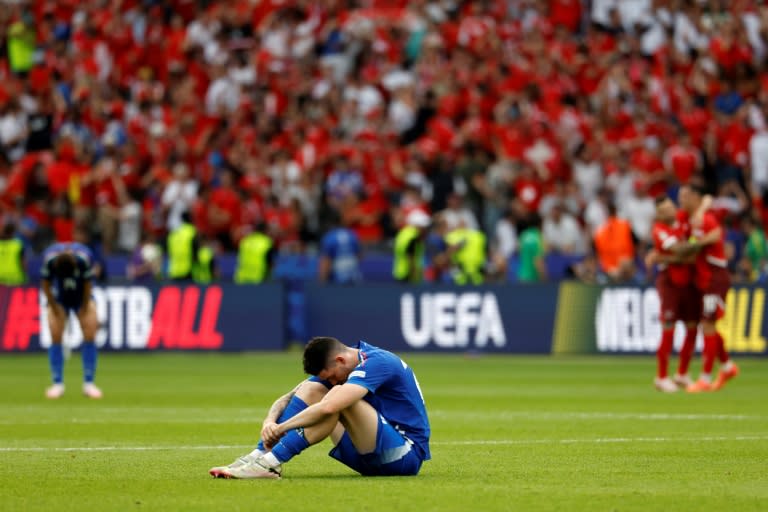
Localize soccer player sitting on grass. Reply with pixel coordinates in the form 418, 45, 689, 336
209, 337, 431, 479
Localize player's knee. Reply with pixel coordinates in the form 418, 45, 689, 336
295, 380, 330, 405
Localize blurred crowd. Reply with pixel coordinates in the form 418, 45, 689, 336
1, 0, 768, 284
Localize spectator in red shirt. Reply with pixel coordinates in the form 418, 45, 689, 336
663, 130, 703, 186
207, 170, 242, 251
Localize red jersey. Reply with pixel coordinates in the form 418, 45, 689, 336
691, 211, 728, 290
651, 221, 690, 286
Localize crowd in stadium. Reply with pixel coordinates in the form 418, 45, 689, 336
1, 0, 768, 284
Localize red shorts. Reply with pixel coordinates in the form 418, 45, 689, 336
697, 267, 730, 321
656, 275, 701, 324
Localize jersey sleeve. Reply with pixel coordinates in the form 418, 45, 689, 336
345, 356, 393, 393
652, 225, 678, 251
700, 212, 720, 234
78, 255, 94, 280
40, 254, 54, 280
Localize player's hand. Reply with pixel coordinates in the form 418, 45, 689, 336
260, 421, 281, 448
644, 250, 658, 269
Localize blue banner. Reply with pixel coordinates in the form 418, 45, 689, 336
0, 283, 284, 352
305, 284, 559, 353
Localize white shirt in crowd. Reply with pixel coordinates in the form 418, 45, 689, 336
440, 207, 479, 232
621, 194, 656, 243
117, 201, 142, 252
494, 218, 517, 258
162, 178, 198, 230
584, 197, 609, 236
606, 170, 635, 210
750, 131, 768, 193
543, 212, 587, 255
205, 76, 240, 115
573, 159, 603, 203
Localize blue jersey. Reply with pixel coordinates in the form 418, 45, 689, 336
346, 341, 431, 460
320, 228, 361, 284
40, 242, 94, 309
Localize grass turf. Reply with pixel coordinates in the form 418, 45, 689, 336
0, 352, 766, 512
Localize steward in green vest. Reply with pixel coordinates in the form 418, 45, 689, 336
392, 210, 431, 283
192, 242, 217, 284
444, 226, 487, 285
0, 223, 27, 285
235, 223, 275, 284
7, 15, 35, 74
166, 213, 198, 281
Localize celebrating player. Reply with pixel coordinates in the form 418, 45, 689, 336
648, 196, 700, 392
40, 242, 103, 399
678, 184, 739, 392
209, 336, 431, 479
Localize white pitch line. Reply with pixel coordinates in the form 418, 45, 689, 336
0, 411, 759, 425
429, 411, 759, 421
2, 436, 768, 453
431, 435, 768, 446
0, 444, 252, 453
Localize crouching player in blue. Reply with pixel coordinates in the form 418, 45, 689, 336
41, 242, 102, 399
209, 336, 430, 478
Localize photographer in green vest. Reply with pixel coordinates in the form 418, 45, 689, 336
392, 210, 431, 283
0, 222, 27, 285
444, 220, 487, 285
235, 222, 275, 284
166, 212, 198, 281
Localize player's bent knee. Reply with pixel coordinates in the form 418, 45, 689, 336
295, 380, 330, 405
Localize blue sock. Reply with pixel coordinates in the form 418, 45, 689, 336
48, 345, 64, 384
270, 428, 310, 464
257, 396, 308, 451
81, 342, 97, 383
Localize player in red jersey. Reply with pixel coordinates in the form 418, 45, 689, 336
648, 196, 700, 392
678, 184, 740, 392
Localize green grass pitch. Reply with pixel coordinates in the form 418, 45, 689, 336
1, 352, 766, 512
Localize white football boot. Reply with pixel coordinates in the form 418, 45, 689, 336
213, 455, 281, 479
209, 453, 259, 478
672, 373, 693, 389
45, 383, 65, 399
82, 383, 103, 399
654, 377, 678, 393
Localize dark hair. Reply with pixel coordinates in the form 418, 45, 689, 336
303, 336, 344, 375
686, 183, 707, 197
654, 195, 670, 206
1, 222, 15, 238
53, 253, 76, 276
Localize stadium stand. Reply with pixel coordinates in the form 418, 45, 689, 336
1, 0, 768, 284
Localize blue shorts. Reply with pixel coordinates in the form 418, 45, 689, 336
328, 414, 424, 476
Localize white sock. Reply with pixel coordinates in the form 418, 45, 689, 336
721, 361, 734, 372
262, 451, 281, 468
247, 447, 265, 458
699, 373, 711, 383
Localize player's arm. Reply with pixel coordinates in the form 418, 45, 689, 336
690, 225, 722, 247
263, 381, 304, 425
40, 257, 65, 315
41, 278, 53, 303
318, 255, 331, 283
259, 380, 312, 448
273, 383, 368, 436
690, 195, 713, 227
